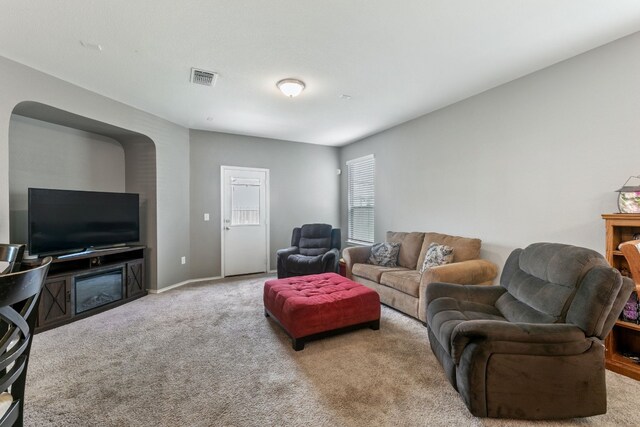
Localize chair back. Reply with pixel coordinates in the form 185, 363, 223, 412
0, 245, 25, 275
292, 224, 340, 256
620, 240, 640, 287
498, 243, 633, 339
615, 240, 640, 333
0, 257, 51, 427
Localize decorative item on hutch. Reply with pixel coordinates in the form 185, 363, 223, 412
622, 292, 639, 323
616, 175, 640, 213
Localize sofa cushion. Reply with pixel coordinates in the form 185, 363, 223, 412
419, 243, 454, 273
380, 270, 421, 297
387, 231, 425, 269
495, 291, 557, 324
418, 233, 481, 268
352, 263, 407, 282
368, 242, 401, 267
427, 296, 504, 358
287, 254, 324, 274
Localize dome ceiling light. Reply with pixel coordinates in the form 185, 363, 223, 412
277, 78, 305, 98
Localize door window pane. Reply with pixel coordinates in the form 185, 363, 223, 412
231, 178, 261, 225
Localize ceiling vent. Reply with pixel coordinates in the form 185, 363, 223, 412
190, 68, 218, 87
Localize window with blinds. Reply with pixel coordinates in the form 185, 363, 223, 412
347, 154, 375, 244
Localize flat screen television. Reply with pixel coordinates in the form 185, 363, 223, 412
28, 188, 140, 256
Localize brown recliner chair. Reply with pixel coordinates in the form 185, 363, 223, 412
426, 242, 634, 419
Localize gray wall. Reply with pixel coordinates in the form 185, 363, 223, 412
8, 115, 126, 245
190, 130, 340, 279
0, 55, 190, 290
340, 31, 640, 273
5, 29, 640, 287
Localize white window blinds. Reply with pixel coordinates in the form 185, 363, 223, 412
347, 154, 375, 244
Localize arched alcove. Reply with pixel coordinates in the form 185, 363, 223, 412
8, 101, 158, 289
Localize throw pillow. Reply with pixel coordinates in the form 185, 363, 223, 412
368, 242, 401, 267
419, 242, 454, 273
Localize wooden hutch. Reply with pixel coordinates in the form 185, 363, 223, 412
602, 213, 640, 380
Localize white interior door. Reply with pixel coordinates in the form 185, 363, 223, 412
221, 166, 269, 276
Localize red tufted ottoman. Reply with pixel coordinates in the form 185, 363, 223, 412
263, 272, 380, 350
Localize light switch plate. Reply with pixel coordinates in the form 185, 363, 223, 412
204, 213, 210, 221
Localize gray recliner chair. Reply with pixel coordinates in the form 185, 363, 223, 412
426, 242, 634, 420
276, 224, 341, 279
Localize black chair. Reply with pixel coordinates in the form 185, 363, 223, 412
276, 224, 341, 278
0, 245, 25, 275
0, 256, 51, 427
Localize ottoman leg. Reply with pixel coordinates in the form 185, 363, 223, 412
264, 309, 270, 318
292, 338, 305, 351
369, 320, 380, 330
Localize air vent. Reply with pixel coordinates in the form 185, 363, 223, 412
190, 68, 218, 87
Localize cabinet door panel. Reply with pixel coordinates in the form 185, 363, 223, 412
38, 275, 72, 327
126, 260, 145, 298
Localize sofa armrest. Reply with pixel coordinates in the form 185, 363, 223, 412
450, 320, 587, 362
417, 260, 499, 321
342, 246, 371, 279
422, 259, 498, 287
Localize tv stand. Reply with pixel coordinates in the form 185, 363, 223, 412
27, 245, 146, 333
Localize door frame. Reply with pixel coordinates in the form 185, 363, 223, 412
220, 165, 270, 278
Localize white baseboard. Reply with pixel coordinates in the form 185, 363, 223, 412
148, 275, 223, 294
150, 270, 277, 294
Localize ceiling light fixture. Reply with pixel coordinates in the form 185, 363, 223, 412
277, 78, 305, 98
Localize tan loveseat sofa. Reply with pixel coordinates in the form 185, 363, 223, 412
342, 232, 497, 322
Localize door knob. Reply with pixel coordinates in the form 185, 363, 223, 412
225, 226, 230, 230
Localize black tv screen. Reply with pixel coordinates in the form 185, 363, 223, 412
28, 188, 140, 255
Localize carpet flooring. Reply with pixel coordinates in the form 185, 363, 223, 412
25, 274, 640, 426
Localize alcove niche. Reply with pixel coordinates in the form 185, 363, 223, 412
8, 101, 158, 290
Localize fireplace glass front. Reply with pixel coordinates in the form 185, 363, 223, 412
75, 269, 123, 314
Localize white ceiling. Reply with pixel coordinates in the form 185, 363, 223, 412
1, 1, 640, 146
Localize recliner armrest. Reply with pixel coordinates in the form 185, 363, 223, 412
421, 282, 505, 322
322, 248, 340, 272
276, 246, 299, 258
425, 282, 506, 306
342, 246, 372, 278
451, 320, 587, 362
276, 246, 299, 278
